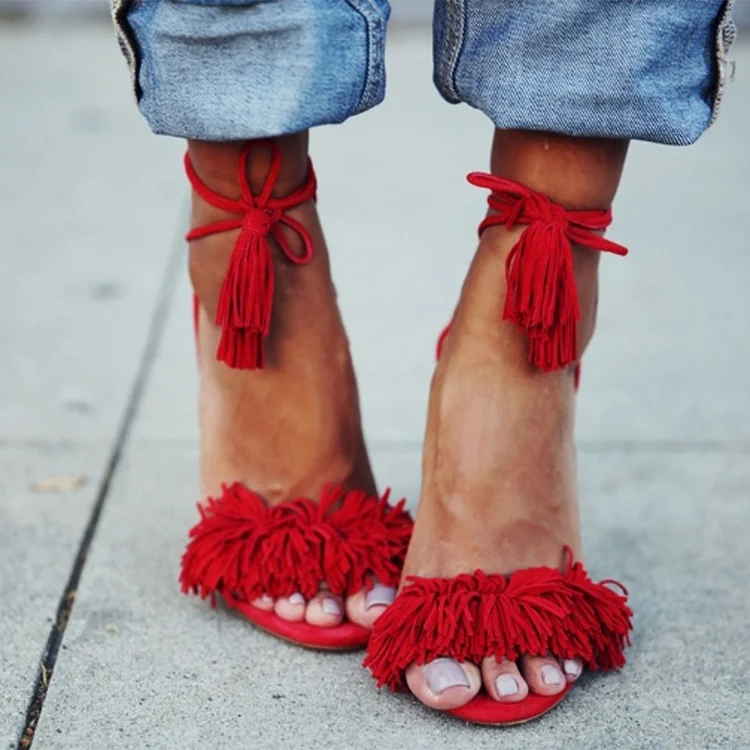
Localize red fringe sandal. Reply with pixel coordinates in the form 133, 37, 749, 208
179, 141, 413, 649
364, 173, 633, 722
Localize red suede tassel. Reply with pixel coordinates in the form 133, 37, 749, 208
179, 483, 413, 602
467, 173, 628, 371
213, 209, 276, 368
184, 141, 317, 370
364, 549, 633, 691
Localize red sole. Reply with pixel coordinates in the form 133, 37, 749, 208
446, 683, 572, 725
224, 593, 370, 650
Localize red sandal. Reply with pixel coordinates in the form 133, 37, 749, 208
365, 173, 632, 721
180, 142, 413, 649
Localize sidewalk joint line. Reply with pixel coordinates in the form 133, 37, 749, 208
15, 215, 185, 750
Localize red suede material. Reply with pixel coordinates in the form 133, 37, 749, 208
185, 141, 317, 369
180, 484, 413, 603
467, 172, 628, 372
446, 684, 572, 725
364, 551, 632, 693
224, 592, 370, 650
435, 322, 452, 361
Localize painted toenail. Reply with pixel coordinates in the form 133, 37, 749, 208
541, 664, 564, 686
322, 598, 341, 616
496, 674, 519, 697
287, 592, 305, 606
563, 659, 582, 678
423, 659, 470, 695
365, 583, 396, 610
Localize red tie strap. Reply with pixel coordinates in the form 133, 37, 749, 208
468, 173, 628, 371
185, 141, 317, 369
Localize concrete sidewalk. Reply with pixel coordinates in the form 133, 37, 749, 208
2, 21, 750, 750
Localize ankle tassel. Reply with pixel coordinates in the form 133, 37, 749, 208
185, 141, 317, 369
467, 173, 628, 371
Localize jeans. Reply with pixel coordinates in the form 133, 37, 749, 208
111, 0, 736, 145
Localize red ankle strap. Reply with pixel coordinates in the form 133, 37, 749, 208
468, 173, 628, 371
185, 141, 317, 369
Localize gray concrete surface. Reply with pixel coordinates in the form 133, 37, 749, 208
28, 447, 750, 750
0, 445, 106, 746
0, 23, 182, 748
1, 20, 749, 750
0, 26, 184, 442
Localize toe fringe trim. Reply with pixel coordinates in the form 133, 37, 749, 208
180, 483, 413, 602
364, 549, 632, 691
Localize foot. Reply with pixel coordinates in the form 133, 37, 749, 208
188, 135, 395, 630
401, 220, 594, 711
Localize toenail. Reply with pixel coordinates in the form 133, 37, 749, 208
541, 664, 564, 686
365, 583, 396, 610
496, 674, 519, 697
258, 594, 273, 606
423, 659, 470, 695
563, 659, 582, 678
287, 593, 305, 606
322, 598, 341, 616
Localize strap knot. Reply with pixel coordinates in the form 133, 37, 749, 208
509, 193, 569, 232
467, 172, 628, 372
243, 207, 279, 235
184, 141, 317, 370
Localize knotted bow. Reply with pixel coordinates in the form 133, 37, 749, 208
185, 141, 317, 369
468, 173, 628, 371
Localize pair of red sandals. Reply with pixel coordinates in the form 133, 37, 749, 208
179, 142, 633, 726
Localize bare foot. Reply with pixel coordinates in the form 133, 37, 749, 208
188, 133, 395, 629
400, 130, 628, 711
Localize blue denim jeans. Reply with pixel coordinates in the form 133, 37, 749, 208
111, 0, 736, 145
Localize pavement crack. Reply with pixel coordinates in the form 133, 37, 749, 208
14, 217, 185, 750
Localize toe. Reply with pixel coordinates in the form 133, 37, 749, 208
562, 658, 583, 683
346, 582, 397, 629
250, 594, 274, 612
305, 591, 345, 627
519, 655, 567, 696
273, 592, 306, 622
480, 657, 529, 703
405, 658, 481, 711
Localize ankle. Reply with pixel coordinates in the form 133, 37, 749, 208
451, 131, 629, 373
447, 224, 598, 380
490, 130, 628, 209
187, 132, 310, 198
185, 132, 322, 353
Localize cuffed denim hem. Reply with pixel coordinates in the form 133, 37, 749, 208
110, 0, 389, 140
433, 0, 737, 146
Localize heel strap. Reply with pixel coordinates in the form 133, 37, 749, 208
185, 141, 317, 369
468, 173, 628, 371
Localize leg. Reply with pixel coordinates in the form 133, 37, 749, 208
370, 0, 733, 714
405, 129, 627, 709
112, 0, 399, 631
188, 134, 383, 627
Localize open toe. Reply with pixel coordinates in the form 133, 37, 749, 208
250, 594, 274, 612
181, 482, 412, 649
519, 655, 567, 696
562, 658, 583, 683
274, 593, 307, 622
305, 592, 345, 627
481, 657, 529, 703
364, 553, 632, 725
405, 659, 481, 711
346, 582, 397, 629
